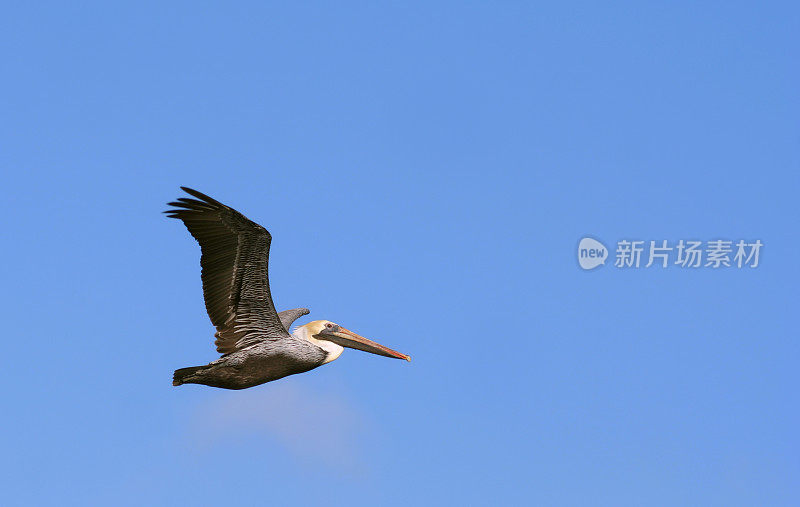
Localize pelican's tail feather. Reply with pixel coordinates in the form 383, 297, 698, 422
173, 366, 204, 386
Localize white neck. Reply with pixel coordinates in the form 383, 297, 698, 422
293, 325, 344, 364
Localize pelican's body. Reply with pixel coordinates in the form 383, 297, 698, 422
166, 187, 409, 390
174, 320, 336, 389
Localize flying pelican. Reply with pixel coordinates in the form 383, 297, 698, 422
165, 187, 410, 390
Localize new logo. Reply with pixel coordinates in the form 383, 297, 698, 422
578, 237, 607, 270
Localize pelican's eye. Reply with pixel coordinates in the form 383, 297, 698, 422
325, 323, 333, 329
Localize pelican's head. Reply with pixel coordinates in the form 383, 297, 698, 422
295, 320, 411, 364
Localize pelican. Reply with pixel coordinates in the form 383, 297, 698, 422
165, 187, 410, 390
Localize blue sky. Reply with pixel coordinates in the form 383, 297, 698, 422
1, 2, 798, 505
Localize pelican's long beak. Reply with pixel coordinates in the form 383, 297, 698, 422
324, 327, 411, 361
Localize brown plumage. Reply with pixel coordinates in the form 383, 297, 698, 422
165, 187, 287, 354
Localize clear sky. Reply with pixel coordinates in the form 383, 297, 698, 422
1, 2, 798, 505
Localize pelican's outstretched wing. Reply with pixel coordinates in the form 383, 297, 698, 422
278, 308, 310, 332
165, 187, 289, 354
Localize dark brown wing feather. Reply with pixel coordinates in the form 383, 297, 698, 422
164, 187, 289, 354
277, 308, 310, 332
